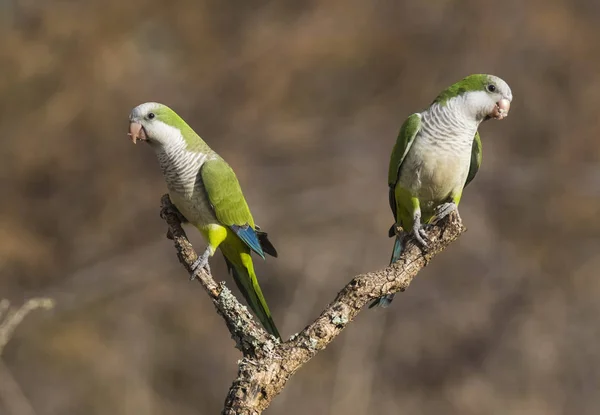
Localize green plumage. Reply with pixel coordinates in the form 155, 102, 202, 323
388, 113, 421, 186
129, 102, 281, 338
433, 74, 493, 106
201, 158, 256, 228
465, 132, 482, 188
200, 157, 281, 338
371, 74, 512, 308
387, 115, 482, 227
387, 113, 422, 220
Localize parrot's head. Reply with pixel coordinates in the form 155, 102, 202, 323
128, 102, 199, 150
434, 74, 513, 122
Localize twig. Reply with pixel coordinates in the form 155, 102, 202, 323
159, 194, 466, 414
0, 298, 55, 355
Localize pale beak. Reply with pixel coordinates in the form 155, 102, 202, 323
128, 122, 147, 144
491, 98, 511, 120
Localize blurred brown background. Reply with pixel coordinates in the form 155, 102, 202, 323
1, 0, 600, 414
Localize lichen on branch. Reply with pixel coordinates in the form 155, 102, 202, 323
159, 194, 465, 414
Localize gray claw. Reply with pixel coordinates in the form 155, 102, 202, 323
412, 223, 429, 248
190, 249, 211, 280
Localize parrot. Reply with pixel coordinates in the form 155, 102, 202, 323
370, 74, 513, 308
128, 102, 281, 338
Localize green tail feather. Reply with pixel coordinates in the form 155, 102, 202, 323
223, 256, 281, 339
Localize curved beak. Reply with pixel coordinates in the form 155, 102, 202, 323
128, 122, 147, 144
491, 98, 511, 120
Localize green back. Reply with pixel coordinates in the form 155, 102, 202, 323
200, 158, 255, 228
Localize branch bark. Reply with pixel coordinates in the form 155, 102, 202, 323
159, 194, 466, 414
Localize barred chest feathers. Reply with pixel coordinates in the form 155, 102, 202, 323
398, 98, 480, 203
155, 143, 218, 228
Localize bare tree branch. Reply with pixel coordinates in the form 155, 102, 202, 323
159, 194, 466, 415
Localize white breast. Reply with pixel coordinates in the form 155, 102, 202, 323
168, 185, 217, 229
397, 100, 479, 205
154, 139, 219, 229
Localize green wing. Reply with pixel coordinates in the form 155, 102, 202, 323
200, 157, 255, 227
464, 131, 482, 188
388, 113, 422, 219
200, 157, 273, 258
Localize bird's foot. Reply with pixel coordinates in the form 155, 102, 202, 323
412, 221, 429, 248
190, 248, 211, 281
431, 202, 458, 225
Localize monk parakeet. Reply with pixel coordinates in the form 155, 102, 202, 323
371, 74, 513, 308
128, 103, 281, 338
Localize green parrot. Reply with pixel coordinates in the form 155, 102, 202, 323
128, 103, 281, 338
371, 74, 513, 308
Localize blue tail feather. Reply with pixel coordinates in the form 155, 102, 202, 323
230, 224, 265, 259
389, 235, 403, 265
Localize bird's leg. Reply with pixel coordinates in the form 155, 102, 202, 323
408, 196, 428, 247
412, 210, 429, 248
190, 247, 212, 281
431, 202, 458, 224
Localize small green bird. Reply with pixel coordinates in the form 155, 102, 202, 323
128, 103, 281, 338
371, 74, 513, 308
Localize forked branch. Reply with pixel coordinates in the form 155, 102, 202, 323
159, 194, 466, 414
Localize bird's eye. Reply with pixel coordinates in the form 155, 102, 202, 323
147, 112, 155, 119
487, 84, 496, 93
